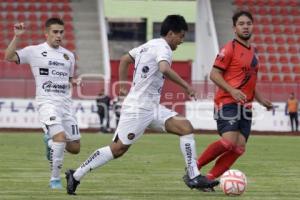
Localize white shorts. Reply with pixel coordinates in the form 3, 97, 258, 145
39, 103, 81, 141
112, 104, 177, 145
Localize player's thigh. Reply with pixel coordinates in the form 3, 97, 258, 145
238, 108, 252, 144
148, 105, 177, 131
216, 103, 240, 143
112, 109, 153, 145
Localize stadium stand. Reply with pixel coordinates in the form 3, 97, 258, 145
232, 0, 300, 83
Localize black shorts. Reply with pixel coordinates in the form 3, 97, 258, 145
215, 103, 252, 141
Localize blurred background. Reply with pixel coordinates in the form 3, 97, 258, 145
0, 0, 299, 132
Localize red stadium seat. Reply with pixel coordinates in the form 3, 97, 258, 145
293, 18, 300, 26
279, 8, 289, 16
297, 37, 300, 44
17, 13, 26, 21
281, 17, 292, 25
256, 45, 265, 53
253, 36, 263, 43
279, 55, 289, 64
288, 0, 299, 6
259, 64, 268, 73
268, 7, 278, 16
295, 75, 300, 83
28, 13, 38, 22
50, 4, 60, 12
259, 17, 270, 25
257, 7, 268, 15
270, 65, 280, 73
252, 26, 260, 34
273, 26, 282, 35
61, 3, 72, 12
277, 46, 287, 54
260, 74, 270, 82
271, 75, 281, 82
262, 26, 272, 35
295, 27, 300, 35
268, 55, 278, 64
290, 8, 300, 16
63, 13, 73, 22
271, 17, 281, 25
38, 4, 48, 12
266, 46, 276, 53
275, 36, 285, 45
27, 4, 37, 12
283, 75, 293, 83
264, 36, 274, 44
6, 13, 15, 21
258, 55, 267, 64
288, 46, 298, 54
41, 13, 49, 22
233, 0, 244, 6
287, 37, 296, 45
281, 65, 291, 74
293, 66, 300, 74
256, 0, 266, 6
290, 56, 300, 64
277, 0, 287, 6
16, 4, 26, 12
283, 27, 293, 35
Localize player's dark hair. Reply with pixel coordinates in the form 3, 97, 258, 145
232, 11, 253, 26
160, 15, 188, 36
45, 17, 64, 28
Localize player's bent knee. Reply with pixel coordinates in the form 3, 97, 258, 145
110, 142, 130, 158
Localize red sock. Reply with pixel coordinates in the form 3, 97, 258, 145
206, 145, 245, 180
197, 138, 234, 169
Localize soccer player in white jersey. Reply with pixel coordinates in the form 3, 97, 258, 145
4, 18, 81, 189
65, 15, 219, 195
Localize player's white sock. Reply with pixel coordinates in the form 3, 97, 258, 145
48, 139, 53, 148
50, 142, 66, 181
180, 134, 200, 179
73, 146, 113, 181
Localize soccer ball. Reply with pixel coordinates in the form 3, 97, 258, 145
220, 169, 247, 196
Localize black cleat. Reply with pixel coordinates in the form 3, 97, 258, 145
182, 173, 219, 190
65, 169, 80, 195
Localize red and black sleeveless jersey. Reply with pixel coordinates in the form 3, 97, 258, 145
213, 39, 259, 108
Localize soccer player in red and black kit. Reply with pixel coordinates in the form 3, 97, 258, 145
196, 11, 273, 191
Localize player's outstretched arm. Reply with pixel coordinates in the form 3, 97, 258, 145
5, 22, 26, 62
159, 60, 196, 99
118, 53, 134, 96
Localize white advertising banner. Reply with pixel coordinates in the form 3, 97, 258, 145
186, 101, 294, 132
0, 98, 117, 129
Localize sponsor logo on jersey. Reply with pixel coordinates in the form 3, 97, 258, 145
51, 70, 68, 77
48, 60, 65, 66
50, 116, 56, 121
127, 133, 135, 140
141, 66, 149, 78
42, 81, 69, 94
39, 68, 49, 75
41, 51, 47, 57
63, 53, 69, 60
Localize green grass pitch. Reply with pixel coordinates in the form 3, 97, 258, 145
0, 132, 299, 200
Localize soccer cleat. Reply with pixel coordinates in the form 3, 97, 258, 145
65, 169, 80, 195
182, 173, 219, 190
49, 179, 63, 189
43, 133, 51, 161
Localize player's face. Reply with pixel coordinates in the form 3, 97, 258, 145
234, 15, 253, 41
169, 30, 185, 51
45, 24, 64, 48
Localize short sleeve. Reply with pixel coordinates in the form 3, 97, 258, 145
156, 45, 172, 66
128, 47, 140, 60
15, 46, 34, 64
213, 43, 233, 71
